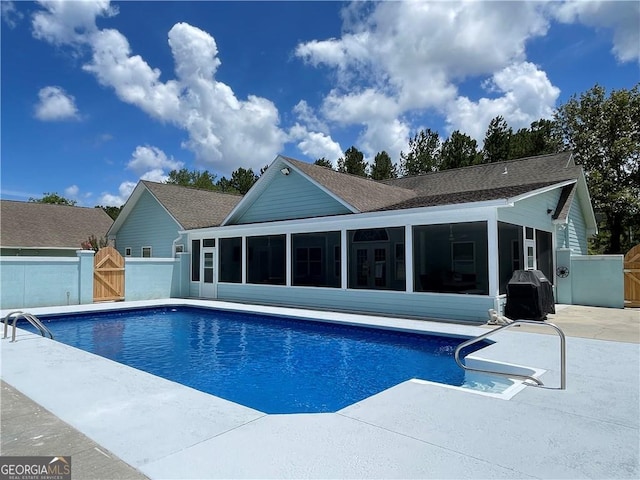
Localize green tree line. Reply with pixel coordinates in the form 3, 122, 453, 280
30, 83, 638, 254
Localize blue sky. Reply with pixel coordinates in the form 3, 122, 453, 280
1, 1, 638, 207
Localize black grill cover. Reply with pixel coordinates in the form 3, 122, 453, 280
504, 270, 555, 321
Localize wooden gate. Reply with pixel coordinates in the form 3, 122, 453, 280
94, 246, 125, 302
624, 244, 640, 308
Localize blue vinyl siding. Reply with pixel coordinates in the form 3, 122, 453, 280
497, 189, 561, 231
235, 169, 351, 224
217, 284, 493, 323
115, 190, 181, 258
567, 196, 588, 254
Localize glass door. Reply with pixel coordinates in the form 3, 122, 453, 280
201, 239, 216, 298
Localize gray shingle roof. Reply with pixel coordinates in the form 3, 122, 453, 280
1, 200, 114, 249
282, 152, 580, 213
282, 157, 415, 212
382, 151, 579, 200
142, 181, 243, 229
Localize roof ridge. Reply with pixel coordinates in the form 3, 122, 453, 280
282, 156, 415, 193
142, 179, 243, 198
0, 199, 110, 211
389, 151, 574, 181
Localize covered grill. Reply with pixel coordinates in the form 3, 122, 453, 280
504, 270, 555, 321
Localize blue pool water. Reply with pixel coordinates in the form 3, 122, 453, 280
30, 307, 487, 414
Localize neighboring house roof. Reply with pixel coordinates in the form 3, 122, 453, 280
0, 200, 113, 249
108, 181, 243, 236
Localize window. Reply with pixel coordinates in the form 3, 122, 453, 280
348, 227, 405, 291
526, 245, 535, 269
204, 252, 214, 283
291, 232, 341, 287
247, 235, 285, 285
174, 244, 184, 255
413, 222, 488, 295
219, 237, 242, 283
142, 246, 152, 258
125, 247, 132, 256
525, 227, 534, 240
452, 242, 475, 274
203, 238, 215, 248
191, 240, 201, 281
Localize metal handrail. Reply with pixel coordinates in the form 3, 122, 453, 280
454, 320, 566, 389
2, 311, 54, 342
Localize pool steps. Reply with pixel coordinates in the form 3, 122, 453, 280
454, 319, 566, 390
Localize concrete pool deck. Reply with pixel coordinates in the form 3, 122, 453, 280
1, 300, 639, 479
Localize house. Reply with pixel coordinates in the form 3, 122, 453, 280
173, 151, 596, 322
0, 200, 114, 257
107, 181, 243, 258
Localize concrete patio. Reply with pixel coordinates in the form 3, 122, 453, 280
1, 301, 639, 479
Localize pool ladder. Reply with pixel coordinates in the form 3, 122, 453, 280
2, 311, 54, 342
454, 320, 566, 390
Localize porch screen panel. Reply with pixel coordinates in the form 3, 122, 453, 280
536, 230, 553, 282
191, 239, 201, 282
347, 227, 405, 291
247, 235, 286, 285
219, 237, 242, 283
413, 222, 488, 295
291, 231, 341, 287
498, 222, 523, 294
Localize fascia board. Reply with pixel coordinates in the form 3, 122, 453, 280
505, 180, 577, 205
186, 199, 503, 237
106, 182, 147, 236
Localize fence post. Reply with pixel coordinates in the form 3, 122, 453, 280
77, 249, 95, 304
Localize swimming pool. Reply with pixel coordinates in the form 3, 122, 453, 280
31, 306, 489, 414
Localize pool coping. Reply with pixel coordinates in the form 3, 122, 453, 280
2, 300, 639, 479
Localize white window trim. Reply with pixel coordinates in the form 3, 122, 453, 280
142, 246, 152, 258
125, 247, 132, 256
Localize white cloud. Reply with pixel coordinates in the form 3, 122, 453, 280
1, 1, 24, 28
289, 124, 343, 164
552, 0, 640, 63
79, 21, 286, 173
293, 100, 329, 134
32, 3, 286, 175
97, 181, 136, 207
32, 0, 117, 45
294, 1, 559, 160
83, 28, 182, 120
34, 86, 80, 121
64, 184, 79, 198
126, 145, 183, 177
446, 62, 560, 142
